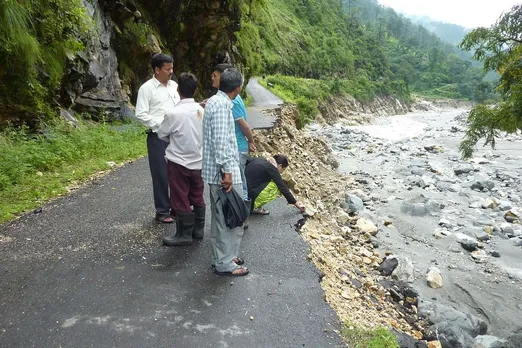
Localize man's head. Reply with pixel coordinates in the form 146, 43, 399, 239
219, 68, 243, 99
273, 154, 289, 174
212, 63, 233, 89
177, 72, 198, 99
151, 53, 174, 84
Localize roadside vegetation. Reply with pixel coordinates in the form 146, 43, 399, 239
0, 119, 146, 223
341, 323, 399, 348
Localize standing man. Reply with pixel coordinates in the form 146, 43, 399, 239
135, 53, 180, 223
157, 73, 205, 246
210, 64, 256, 202
202, 68, 249, 277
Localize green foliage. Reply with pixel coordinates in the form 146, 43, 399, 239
341, 323, 399, 348
0, 119, 147, 223
238, 0, 496, 106
459, 5, 522, 158
0, 0, 90, 127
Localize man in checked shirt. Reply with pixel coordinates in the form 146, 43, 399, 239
202, 68, 249, 277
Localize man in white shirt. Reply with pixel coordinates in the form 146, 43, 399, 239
157, 73, 205, 246
135, 53, 180, 223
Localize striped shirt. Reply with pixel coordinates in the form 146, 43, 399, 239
202, 90, 241, 185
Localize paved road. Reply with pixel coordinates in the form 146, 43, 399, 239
0, 88, 344, 347
245, 78, 281, 130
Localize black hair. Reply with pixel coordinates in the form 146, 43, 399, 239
214, 63, 234, 73
178, 72, 198, 98
273, 154, 289, 168
151, 53, 173, 71
219, 68, 243, 93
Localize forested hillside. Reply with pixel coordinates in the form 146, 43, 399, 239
243, 0, 495, 103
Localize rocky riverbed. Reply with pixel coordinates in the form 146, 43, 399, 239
308, 107, 522, 347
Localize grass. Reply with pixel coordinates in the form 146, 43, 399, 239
341, 323, 399, 348
0, 119, 147, 223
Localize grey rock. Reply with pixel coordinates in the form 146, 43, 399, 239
490, 250, 501, 258
473, 335, 506, 348
460, 240, 478, 252
378, 256, 399, 276
393, 330, 428, 348
504, 328, 522, 348
391, 256, 415, 283
419, 300, 487, 348
455, 166, 474, 175
344, 194, 365, 213
499, 201, 513, 211
475, 232, 491, 241
471, 180, 495, 191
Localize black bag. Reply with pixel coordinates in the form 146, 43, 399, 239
217, 186, 250, 229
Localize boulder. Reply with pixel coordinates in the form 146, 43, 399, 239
420, 301, 487, 348
473, 335, 506, 348
378, 256, 399, 276
391, 256, 415, 283
426, 267, 443, 289
355, 217, 377, 236
345, 194, 364, 213
482, 198, 500, 209
471, 180, 495, 191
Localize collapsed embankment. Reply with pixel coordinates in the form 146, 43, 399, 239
252, 103, 438, 346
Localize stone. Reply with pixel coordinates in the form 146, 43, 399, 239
424, 145, 444, 153
438, 218, 452, 228
355, 218, 377, 236
393, 330, 428, 348
449, 184, 462, 193
454, 166, 474, 175
391, 256, 415, 283
482, 197, 500, 209
427, 341, 442, 348
504, 209, 521, 223
471, 250, 488, 263
475, 232, 490, 241
499, 201, 513, 211
419, 301, 487, 348
345, 194, 364, 213
426, 267, 443, 288
460, 240, 478, 252
473, 335, 506, 348
504, 328, 522, 348
433, 228, 451, 239
471, 180, 495, 191
378, 256, 399, 276
418, 175, 435, 188
490, 250, 501, 258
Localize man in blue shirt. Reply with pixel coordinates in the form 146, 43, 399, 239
209, 64, 256, 202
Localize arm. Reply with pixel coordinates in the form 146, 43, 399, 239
265, 165, 297, 205
135, 85, 158, 130
236, 118, 256, 151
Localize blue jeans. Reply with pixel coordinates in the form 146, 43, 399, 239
238, 151, 249, 201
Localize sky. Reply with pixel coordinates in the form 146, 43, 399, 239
378, 0, 519, 28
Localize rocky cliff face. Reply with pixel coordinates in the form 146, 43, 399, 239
59, 0, 245, 121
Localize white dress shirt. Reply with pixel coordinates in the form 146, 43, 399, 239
135, 76, 180, 132
157, 99, 205, 170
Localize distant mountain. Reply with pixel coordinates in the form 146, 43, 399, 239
408, 15, 470, 46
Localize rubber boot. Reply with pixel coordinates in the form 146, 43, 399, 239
193, 206, 205, 239
162, 212, 193, 246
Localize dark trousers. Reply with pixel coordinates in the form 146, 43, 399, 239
167, 161, 205, 215
147, 132, 171, 217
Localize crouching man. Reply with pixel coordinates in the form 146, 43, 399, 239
157, 73, 205, 246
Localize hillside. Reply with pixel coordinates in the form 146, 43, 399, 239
242, 0, 495, 106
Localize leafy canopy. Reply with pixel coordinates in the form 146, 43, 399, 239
459, 4, 522, 159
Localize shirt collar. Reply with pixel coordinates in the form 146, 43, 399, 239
177, 98, 195, 105
216, 90, 233, 106
152, 76, 174, 88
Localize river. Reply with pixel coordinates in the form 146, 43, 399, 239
308, 108, 522, 346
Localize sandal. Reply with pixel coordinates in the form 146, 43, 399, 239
252, 208, 270, 215
156, 215, 174, 223
214, 266, 249, 277
211, 257, 244, 269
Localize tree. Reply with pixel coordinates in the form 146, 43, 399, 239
459, 4, 522, 159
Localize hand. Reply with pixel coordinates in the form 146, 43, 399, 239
221, 172, 233, 192
200, 98, 208, 108
294, 202, 306, 213
248, 142, 257, 152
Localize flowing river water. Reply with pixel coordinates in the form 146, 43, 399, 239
308, 108, 522, 345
